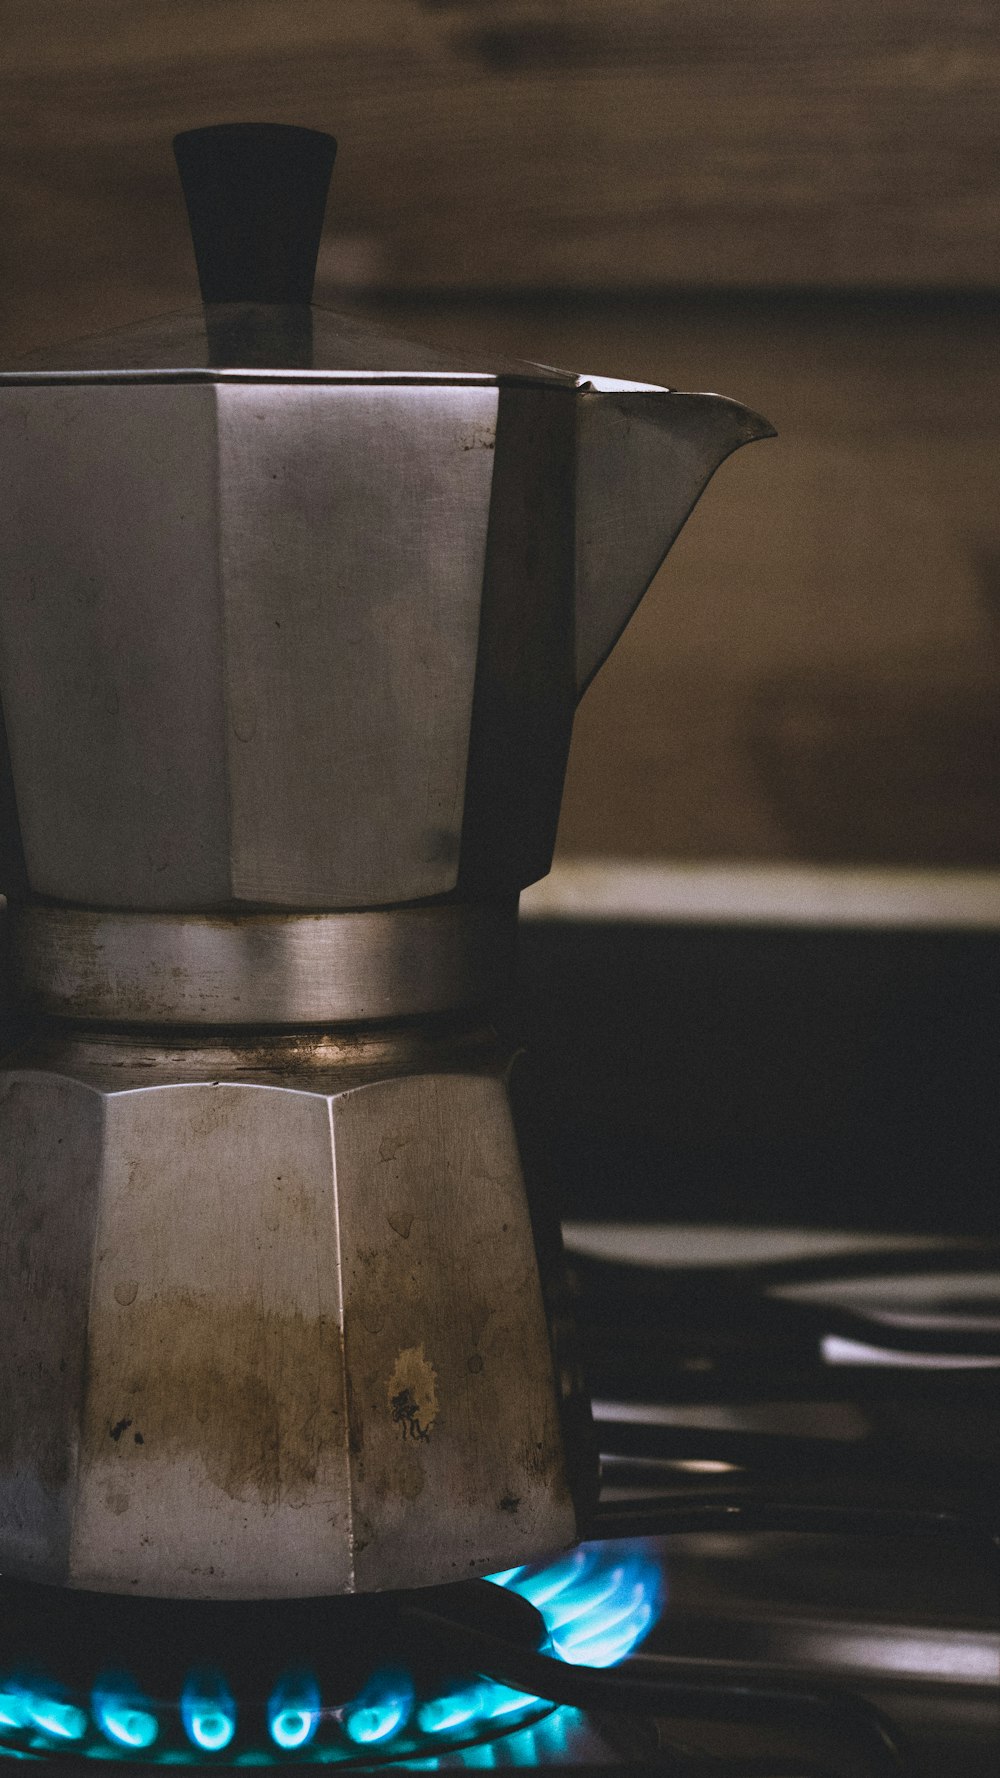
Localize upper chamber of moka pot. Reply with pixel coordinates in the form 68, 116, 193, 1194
0, 127, 772, 1603
0, 123, 771, 912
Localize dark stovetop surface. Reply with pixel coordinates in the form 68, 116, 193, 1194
560, 1219, 1000, 1778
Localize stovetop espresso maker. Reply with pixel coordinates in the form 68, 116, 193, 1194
0, 124, 772, 1601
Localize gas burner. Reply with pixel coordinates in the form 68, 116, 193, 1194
0, 1545, 662, 1767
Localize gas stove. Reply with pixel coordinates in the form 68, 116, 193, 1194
2, 1222, 996, 1778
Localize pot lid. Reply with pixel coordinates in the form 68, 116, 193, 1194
1, 124, 578, 388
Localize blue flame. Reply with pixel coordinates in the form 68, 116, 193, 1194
455, 1743, 496, 1768
430, 1706, 583, 1771
267, 1673, 320, 1751
181, 1672, 237, 1753
342, 1669, 414, 1745
93, 1676, 159, 1751
416, 1687, 484, 1736
488, 1540, 663, 1668
476, 1682, 542, 1723
2, 1685, 86, 1742
416, 1678, 543, 1740
269, 1712, 314, 1752
0, 1539, 664, 1766
20, 1694, 87, 1744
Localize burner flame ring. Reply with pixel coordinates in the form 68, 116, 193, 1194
0, 1544, 663, 1765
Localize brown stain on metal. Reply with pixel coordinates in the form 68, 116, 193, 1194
330, 1071, 581, 1590
84, 1293, 345, 1508
16, 912, 198, 1023
378, 1131, 414, 1163
18, 1020, 499, 1092
387, 1345, 439, 1443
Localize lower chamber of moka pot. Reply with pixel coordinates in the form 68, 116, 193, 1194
0, 1546, 663, 1767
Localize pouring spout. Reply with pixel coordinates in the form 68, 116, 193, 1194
574, 383, 775, 696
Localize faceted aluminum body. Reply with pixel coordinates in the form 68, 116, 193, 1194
0, 381, 500, 908
0, 1037, 580, 1598
0, 297, 772, 1598
0, 373, 769, 910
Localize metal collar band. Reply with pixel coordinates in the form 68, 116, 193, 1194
13, 902, 516, 1027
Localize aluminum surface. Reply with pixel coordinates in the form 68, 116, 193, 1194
14, 903, 516, 1026
218, 380, 495, 905
0, 382, 229, 908
0, 1033, 580, 1597
0, 380, 497, 907
0, 375, 768, 909
574, 389, 775, 694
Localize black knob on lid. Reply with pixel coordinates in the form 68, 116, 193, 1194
173, 123, 337, 306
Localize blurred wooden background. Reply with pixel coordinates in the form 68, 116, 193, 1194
3, 1, 1000, 868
